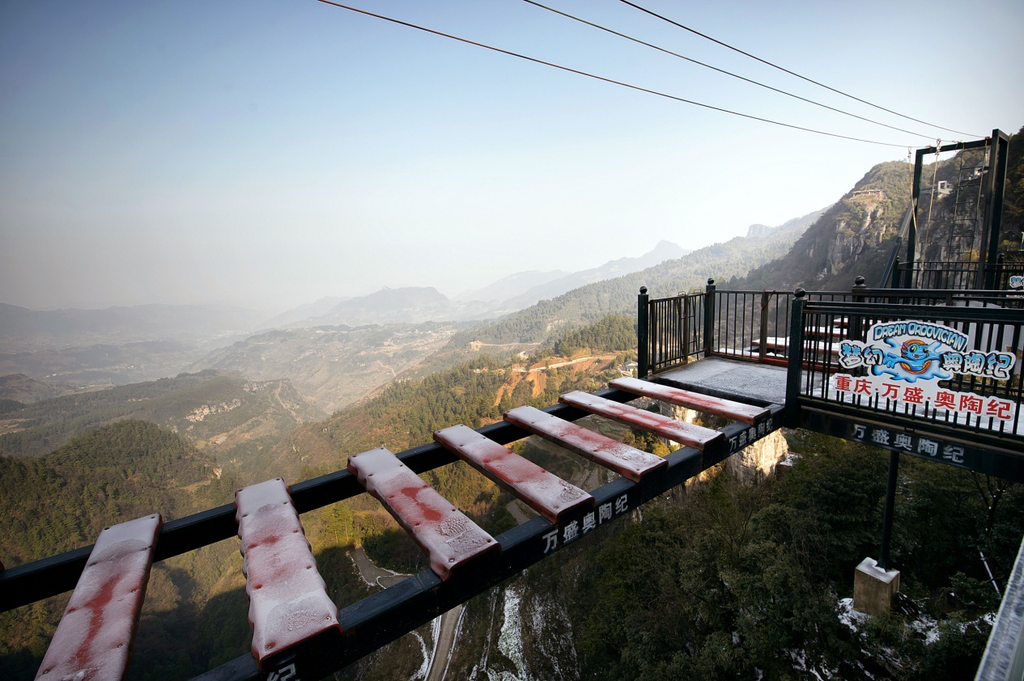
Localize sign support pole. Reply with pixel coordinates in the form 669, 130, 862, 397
878, 451, 900, 570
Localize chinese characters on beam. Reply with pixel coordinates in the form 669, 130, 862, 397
728, 418, 774, 453
850, 422, 967, 465
543, 493, 630, 555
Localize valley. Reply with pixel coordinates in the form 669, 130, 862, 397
191, 322, 460, 413
2, 138, 1023, 679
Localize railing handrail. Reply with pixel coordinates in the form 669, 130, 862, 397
648, 292, 703, 303
899, 260, 984, 266
641, 278, 1024, 380
897, 260, 1024, 268
803, 299, 1024, 322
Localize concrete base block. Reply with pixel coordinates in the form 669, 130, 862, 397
853, 557, 900, 617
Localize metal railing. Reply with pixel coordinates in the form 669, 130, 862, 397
788, 297, 1024, 448
859, 287, 1024, 309
709, 289, 852, 365
644, 290, 705, 374
894, 255, 1024, 292
895, 260, 981, 290
640, 283, 857, 375
640, 279, 1024, 378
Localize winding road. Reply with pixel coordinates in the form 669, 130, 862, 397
349, 547, 463, 680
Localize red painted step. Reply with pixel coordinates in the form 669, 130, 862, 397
559, 391, 723, 451
807, 326, 845, 340
610, 377, 768, 424
434, 425, 592, 523
35, 514, 162, 681
758, 336, 840, 356
503, 405, 666, 482
348, 448, 499, 580
235, 478, 341, 667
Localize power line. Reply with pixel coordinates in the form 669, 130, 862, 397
522, 0, 936, 141
314, 0, 910, 148
618, 0, 982, 139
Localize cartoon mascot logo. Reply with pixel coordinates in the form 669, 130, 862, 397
838, 321, 967, 383
879, 338, 945, 379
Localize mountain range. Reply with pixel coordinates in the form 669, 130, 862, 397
455, 240, 691, 310
266, 239, 693, 329
0, 231, 806, 399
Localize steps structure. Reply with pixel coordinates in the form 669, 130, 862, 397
559, 390, 724, 450
347, 447, 500, 580
503, 405, 666, 482
610, 376, 769, 425
34, 514, 162, 681
17, 379, 781, 681
234, 478, 342, 676
433, 424, 593, 524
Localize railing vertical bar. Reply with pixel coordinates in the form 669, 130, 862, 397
785, 289, 807, 427
704, 279, 716, 357
758, 291, 769, 362
637, 287, 649, 378
682, 294, 690, 366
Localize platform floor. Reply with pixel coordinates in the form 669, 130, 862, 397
653, 357, 789, 407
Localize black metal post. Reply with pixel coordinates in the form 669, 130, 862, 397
850, 276, 866, 341
637, 286, 649, 378
891, 255, 900, 288
981, 130, 1009, 290
992, 252, 1006, 291
703, 278, 716, 356
784, 288, 806, 428
878, 451, 900, 570
907, 149, 926, 274
758, 290, 769, 363
682, 294, 691, 364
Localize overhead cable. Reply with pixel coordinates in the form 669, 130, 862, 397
618, 0, 981, 139
522, 0, 935, 141
314, 0, 910, 148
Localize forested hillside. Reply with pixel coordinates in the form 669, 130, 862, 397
0, 420, 245, 677
0, 420, 235, 566
253, 314, 639, 482
443, 432, 1023, 680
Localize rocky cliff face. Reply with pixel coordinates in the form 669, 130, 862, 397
663, 402, 790, 484
731, 161, 913, 291
725, 430, 790, 484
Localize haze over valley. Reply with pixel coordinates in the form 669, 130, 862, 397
4, 139, 1024, 678
0, 238, 700, 401
3, 0, 1022, 676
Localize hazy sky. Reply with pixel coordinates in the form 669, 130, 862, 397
2, 0, 1021, 312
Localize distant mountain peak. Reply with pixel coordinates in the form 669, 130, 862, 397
645, 240, 689, 259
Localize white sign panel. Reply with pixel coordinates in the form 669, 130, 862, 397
830, 320, 1017, 423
